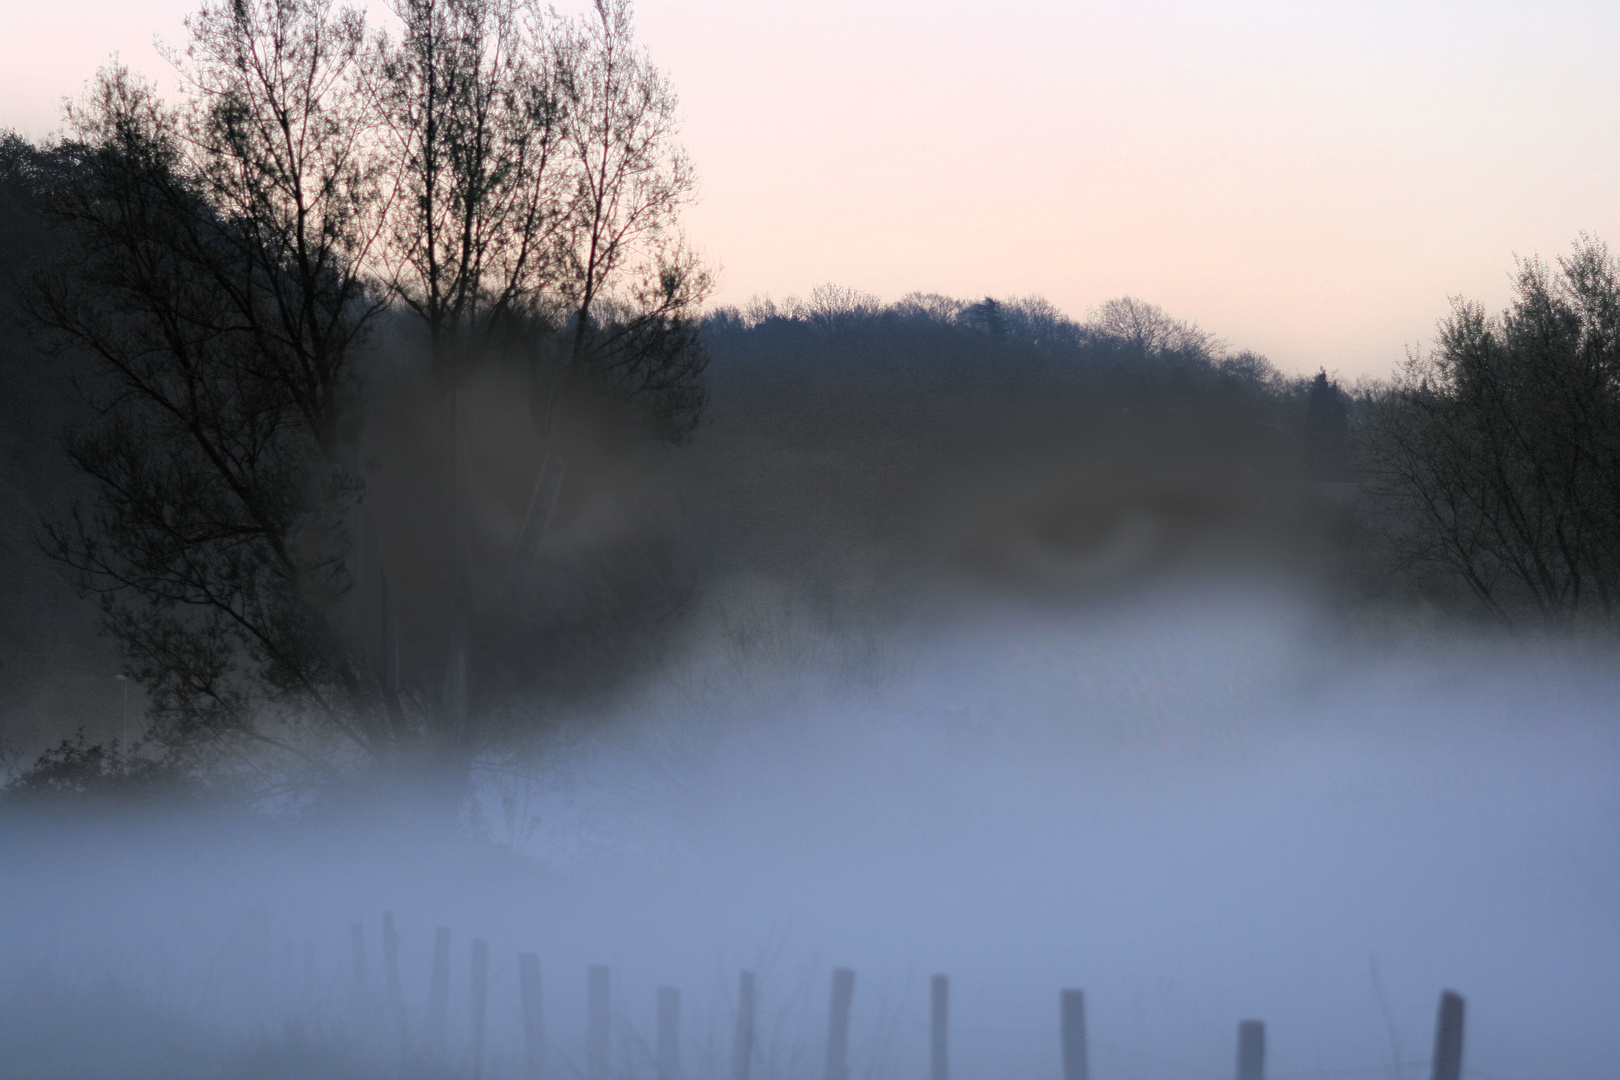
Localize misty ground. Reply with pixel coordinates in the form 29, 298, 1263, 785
2, 582, 1616, 1080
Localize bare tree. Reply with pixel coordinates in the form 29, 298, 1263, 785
357, 0, 707, 796
1087, 295, 1220, 361
26, 19, 385, 774
793, 283, 883, 331
169, 0, 386, 456
369, 0, 708, 421
371, 0, 572, 371
23, 0, 710, 799
554, 0, 709, 436
1363, 235, 1620, 628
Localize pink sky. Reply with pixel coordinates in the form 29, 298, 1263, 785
6, 0, 1619, 377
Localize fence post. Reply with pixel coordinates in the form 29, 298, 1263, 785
930, 974, 948, 1080
1060, 989, 1088, 1080
428, 927, 451, 1058
1430, 991, 1464, 1080
382, 913, 406, 1049
733, 972, 756, 1080
470, 938, 489, 1080
519, 952, 544, 1080
825, 968, 855, 1080
658, 986, 682, 1080
348, 926, 370, 1029
587, 964, 611, 1080
1236, 1020, 1264, 1080
350, 922, 369, 989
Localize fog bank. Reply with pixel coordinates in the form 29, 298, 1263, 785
3, 584, 1615, 1080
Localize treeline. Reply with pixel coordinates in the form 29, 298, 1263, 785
690, 255, 1620, 642
675, 283, 1363, 615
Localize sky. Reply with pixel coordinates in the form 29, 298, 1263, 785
5, 0, 1620, 377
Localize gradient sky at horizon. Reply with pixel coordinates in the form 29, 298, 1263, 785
5, 0, 1618, 378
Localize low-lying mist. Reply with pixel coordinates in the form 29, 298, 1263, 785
3, 577, 1616, 1080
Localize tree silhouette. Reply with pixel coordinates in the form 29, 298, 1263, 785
1364, 235, 1620, 628
22, 0, 708, 801
1303, 371, 1351, 482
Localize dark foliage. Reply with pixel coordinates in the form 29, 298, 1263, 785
8, 0, 710, 803
1303, 371, 1353, 482
1363, 235, 1620, 629
22, 68, 377, 773
688, 289, 1329, 608
0, 131, 78, 200
3, 730, 195, 802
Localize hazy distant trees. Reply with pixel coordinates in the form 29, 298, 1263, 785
1303, 371, 1352, 482
1363, 236, 1620, 629
694, 287, 1315, 610
709, 288, 1238, 367
700, 286, 1292, 456
1086, 295, 1221, 362
20, 0, 708, 797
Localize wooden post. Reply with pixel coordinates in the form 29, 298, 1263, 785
1236, 1020, 1264, 1080
930, 975, 948, 1080
350, 922, 369, 1014
349, 919, 369, 997
428, 927, 451, 1057
1059, 989, 1088, 1080
657, 986, 682, 1080
732, 972, 756, 1080
519, 952, 544, 1080
470, 938, 490, 1080
587, 964, 610, 1080
295, 939, 315, 1036
1430, 991, 1464, 1080
382, 913, 406, 1045
825, 968, 855, 1080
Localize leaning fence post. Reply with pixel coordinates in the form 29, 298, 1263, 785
825, 968, 855, 1080
470, 938, 490, 1080
519, 952, 544, 1080
587, 964, 611, 1080
1060, 989, 1088, 1080
732, 971, 756, 1080
658, 985, 682, 1080
1236, 1020, 1264, 1080
428, 927, 451, 1058
1430, 991, 1464, 1080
